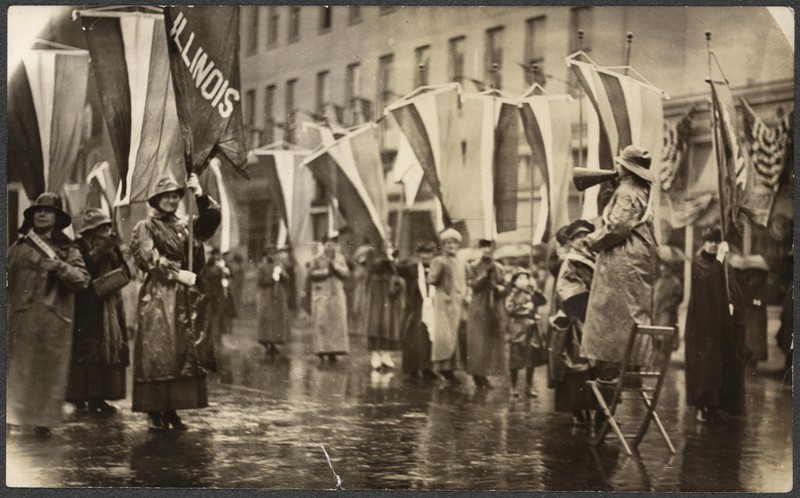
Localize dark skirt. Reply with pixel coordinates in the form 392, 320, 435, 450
402, 321, 433, 374
132, 377, 208, 413
66, 364, 126, 402
554, 370, 594, 412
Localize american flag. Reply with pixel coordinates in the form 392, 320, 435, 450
660, 105, 696, 192
741, 98, 792, 190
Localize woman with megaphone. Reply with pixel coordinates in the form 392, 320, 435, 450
579, 146, 658, 399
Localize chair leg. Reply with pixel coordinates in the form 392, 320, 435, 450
638, 394, 676, 454
590, 382, 633, 455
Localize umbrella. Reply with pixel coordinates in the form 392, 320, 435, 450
494, 243, 533, 261
657, 245, 689, 264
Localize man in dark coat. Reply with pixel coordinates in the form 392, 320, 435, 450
397, 241, 438, 379
685, 227, 749, 423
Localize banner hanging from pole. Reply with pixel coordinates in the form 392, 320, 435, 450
163, 5, 249, 178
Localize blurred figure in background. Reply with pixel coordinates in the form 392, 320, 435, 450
203, 246, 233, 366
364, 243, 406, 370
309, 234, 351, 363
652, 259, 684, 351
505, 269, 547, 398
397, 241, 438, 380
257, 246, 293, 358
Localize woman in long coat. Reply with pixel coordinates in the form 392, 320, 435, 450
257, 247, 293, 357
131, 173, 221, 431
67, 209, 131, 413
309, 235, 350, 362
8, 193, 90, 436
581, 146, 658, 371
364, 246, 405, 370
465, 240, 510, 388
396, 241, 437, 378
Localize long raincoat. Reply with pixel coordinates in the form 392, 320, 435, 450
8, 231, 90, 427
465, 258, 509, 377
364, 249, 405, 351
396, 258, 434, 374
257, 256, 292, 346
130, 195, 221, 413
67, 236, 130, 403
427, 253, 467, 370
309, 251, 350, 355
581, 176, 658, 363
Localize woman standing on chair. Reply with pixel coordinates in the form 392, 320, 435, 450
131, 173, 221, 431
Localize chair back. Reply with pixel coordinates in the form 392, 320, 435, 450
621, 324, 676, 378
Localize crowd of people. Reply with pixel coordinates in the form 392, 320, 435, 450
6, 145, 791, 439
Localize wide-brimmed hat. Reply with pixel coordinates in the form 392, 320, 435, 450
439, 228, 462, 243
566, 219, 595, 240
701, 227, 723, 243
23, 192, 72, 230
78, 208, 112, 234
415, 241, 437, 253
147, 174, 185, 208
614, 145, 653, 182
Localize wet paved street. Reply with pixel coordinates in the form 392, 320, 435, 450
6, 311, 793, 491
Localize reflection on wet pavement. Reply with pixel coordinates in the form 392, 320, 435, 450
6, 322, 793, 490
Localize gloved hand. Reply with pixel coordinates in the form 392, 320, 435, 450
186, 173, 203, 197
175, 270, 197, 286
716, 241, 729, 263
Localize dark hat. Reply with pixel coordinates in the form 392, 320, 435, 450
24, 192, 72, 230
415, 241, 436, 253
555, 225, 571, 246
701, 227, 722, 243
477, 238, 495, 248
510, 268, 532, 285
614, 145, 653, 182
566, 219, 595, 240
78, 208, 112, 234
147, 174, 185, 208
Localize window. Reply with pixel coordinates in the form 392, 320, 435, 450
316, 71, 329, 116
288, 6, 301, 43
448, 36, 466, 82
346, 63, 369, 124
348, 6, 361, 24
485, 26, 504, 89
245, 6, 259, 56
264, 85, 276, 144
285, 79, 297, 142
377, 54, 394, 107
569, 7, 592, 53
525, 16, 547, 86
267, 6, 279, 48
319, 6, 332, 33
414, 45, 431, 87
244, 89, 256, 126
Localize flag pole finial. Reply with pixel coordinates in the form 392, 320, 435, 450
624, 32, 634, 75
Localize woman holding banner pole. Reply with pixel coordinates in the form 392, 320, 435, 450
130, 173, 221, 431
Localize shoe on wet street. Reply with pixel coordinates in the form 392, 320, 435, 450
147, 412, 164, 432
525, 387, 539, 398
89, 400, 118, 414
163, 411, 189, 431
370, 351, 382, 370
380, 351, 396, 369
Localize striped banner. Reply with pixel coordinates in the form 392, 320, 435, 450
302, 124, 388, 246
385, 83, 463, 213
199, 157, 237, 253
391, 131, 425, 208
460, 91, 521, 241
519, 87, 574, 244
709, 78, 756, 235
252, 146, 314, 247
81, 10, 185, 207
566, 51, 667, 237
8, 46, 89, 200
86, 161, 117, 217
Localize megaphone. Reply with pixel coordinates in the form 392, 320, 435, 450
573, 168, 619, 192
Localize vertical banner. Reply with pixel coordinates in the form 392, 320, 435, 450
519, 87, 574, 243
8, 47, 89, 200
163, 6, 249, 177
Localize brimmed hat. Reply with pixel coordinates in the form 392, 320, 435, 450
439, 228, 462, 243
415, 241, 436, 253
147, 174, 185, 208
24, 192, 72, 230
614, 145, 653, 182
477, 238, 495, 249
701, 227, 722, 243
566, 219, 595, 240
510, 268, 532, 285
78, 208, 112, 234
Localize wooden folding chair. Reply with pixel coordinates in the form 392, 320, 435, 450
587, 324, 677, 455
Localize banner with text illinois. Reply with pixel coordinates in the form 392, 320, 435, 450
163, 6, 249, 177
